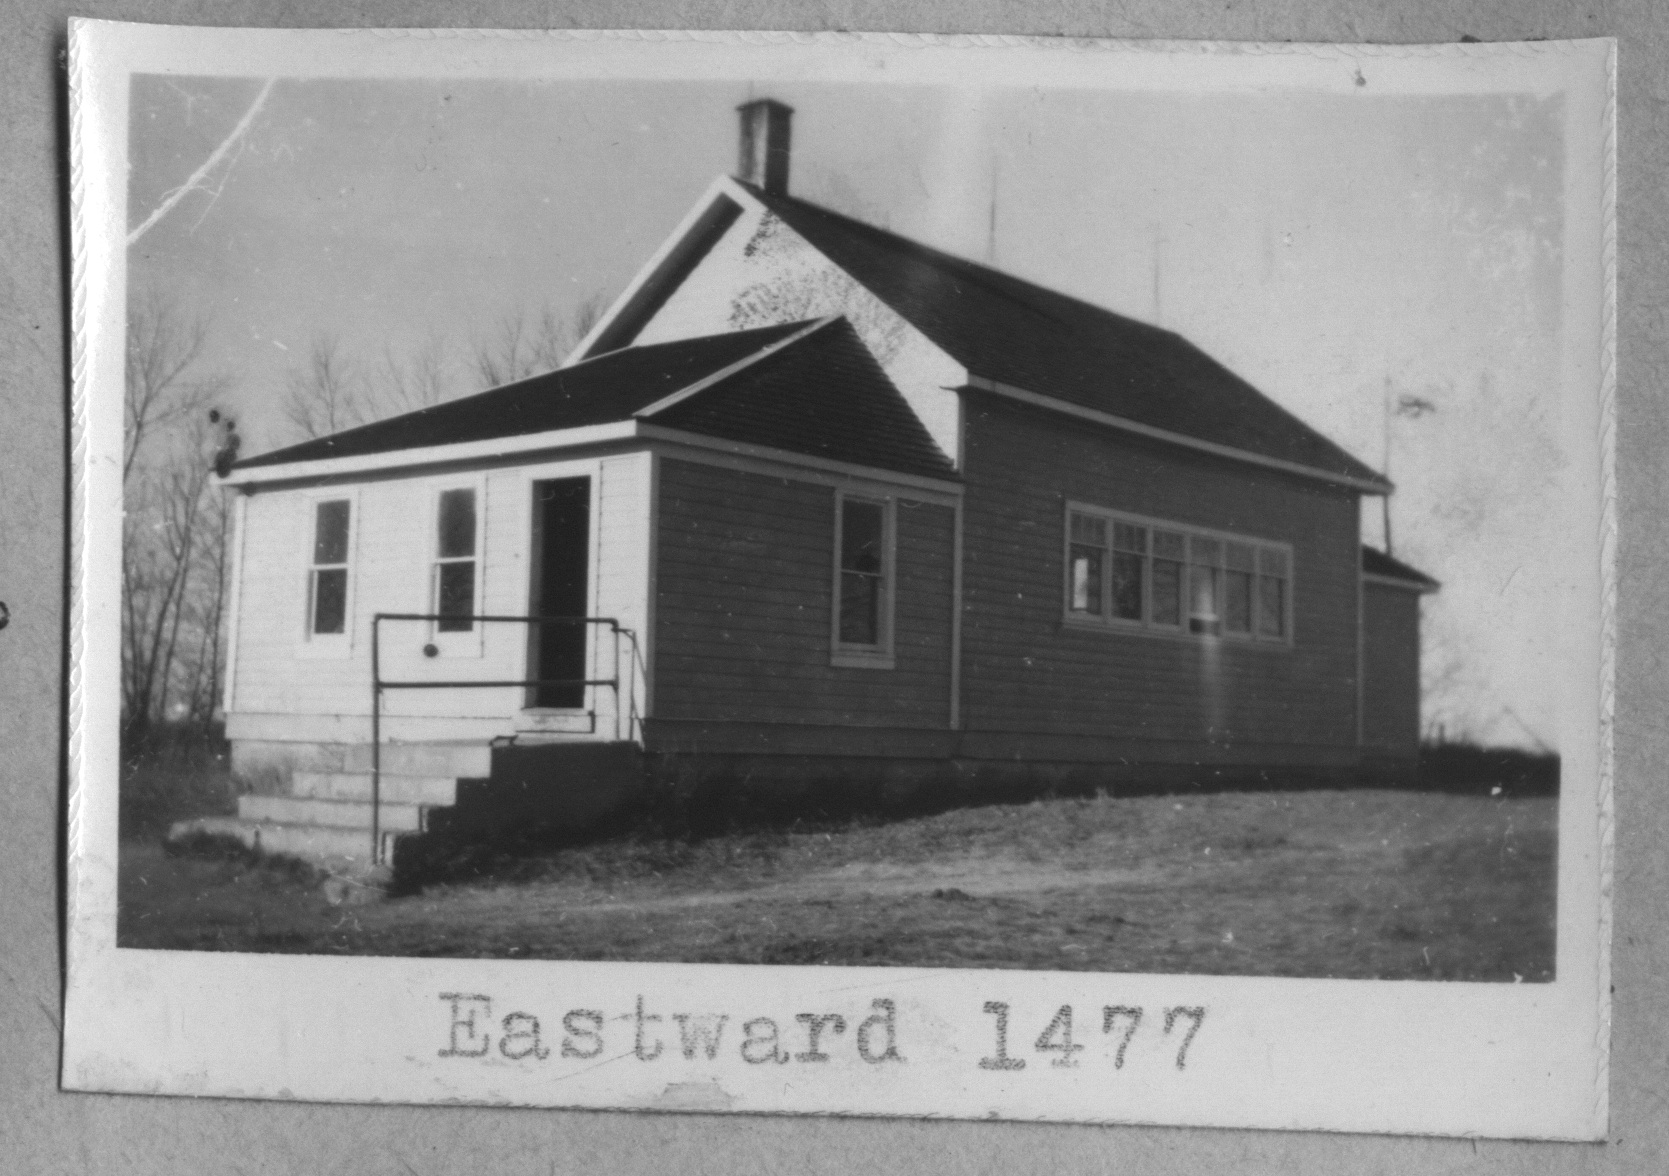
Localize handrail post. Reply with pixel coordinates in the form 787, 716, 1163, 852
364, 613, 632, 864
370, 614, 382, 866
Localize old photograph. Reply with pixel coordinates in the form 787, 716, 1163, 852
119, 61, 1563, 979
66, 24, 1611, 1136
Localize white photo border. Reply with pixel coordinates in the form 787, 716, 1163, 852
64, 21, 1615, 1140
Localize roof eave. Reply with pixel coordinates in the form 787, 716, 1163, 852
1363, 571, 1441, 594
223, 420, 643, 487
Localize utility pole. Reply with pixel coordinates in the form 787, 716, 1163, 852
1382, 377, 1394, 557
1152, 227, 1165, 326
986, 157, 1000, 265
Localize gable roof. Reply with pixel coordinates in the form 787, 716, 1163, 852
648, 318, 956, 480
1361, 545, 1440, 592
233, 318, 955, 483
599, 182, 1387, 491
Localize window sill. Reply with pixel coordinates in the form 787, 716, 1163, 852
1061, 615, 1292, 649
831, 649, 896, 670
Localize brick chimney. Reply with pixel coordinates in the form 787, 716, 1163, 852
736, 99, 793, 195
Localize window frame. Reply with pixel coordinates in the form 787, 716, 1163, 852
831, 490, 897, 669
428, 477, 487, 658
1061, 501, 1294, 647
297, 487, 358, 658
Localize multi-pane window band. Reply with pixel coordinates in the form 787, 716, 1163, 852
309, 498, 350, 636
435, 487, 477, 633
1064, 504, 1291, 644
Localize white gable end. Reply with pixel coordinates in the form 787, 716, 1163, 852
627, 193, 966, 466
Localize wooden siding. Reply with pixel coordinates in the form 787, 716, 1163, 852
653, 457, 955, 727
225, 451, 651, 744
1361, 582, 1422, 756
959, 392, 1362, 752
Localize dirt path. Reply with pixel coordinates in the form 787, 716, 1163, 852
402, 853, 1208, 923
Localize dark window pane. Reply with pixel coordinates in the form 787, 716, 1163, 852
314, 500, 349, 565
1112, 550, 1144, 619
437, 561, 475, 631
1152, 559, 1182, 626
1189, 564, 1221, 634
438, 488, 476, 559
1069, 512, 1106, 545
1069, 544, 1103, 614
312, 567, 347, 635
840, 570, 880, 645
1113, 522, 1147, 553
841, 500, 884, 575
1153, 530, 1185, 561
1258, 574, 1286, 637
1225, 569, 1253, 633
1225, 541, 1256, 572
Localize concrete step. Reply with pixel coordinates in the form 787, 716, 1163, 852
239, 794, 428, 832
339, 741, 491, 778
170, 815, 396, 868
291, 771, 457, 806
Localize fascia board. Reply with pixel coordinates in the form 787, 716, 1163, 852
222, 420, 641, 486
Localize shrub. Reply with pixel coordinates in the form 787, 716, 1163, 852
119, 720, 237, 841
1418, 742, 1560, 797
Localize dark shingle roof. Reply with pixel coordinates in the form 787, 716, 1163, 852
1362, 545, 1440, 591
236, 322, 808, 470
653, 318, 956, 480
234, 318, 955, 482
743, 185, 1387, 488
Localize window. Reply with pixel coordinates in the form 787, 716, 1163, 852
1187, 536, 1222, 635
1064, 504, 1291, 644
308, 498, 351, 637
1257, 547, 1288, 639
434, 487, 478, 633
1068, 514, 1105, 616
833, 493, 894, 666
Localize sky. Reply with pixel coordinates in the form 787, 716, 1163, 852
127, 74, 1572, 749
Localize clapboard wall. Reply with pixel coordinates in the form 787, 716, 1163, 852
224, 450, 651, 748
650, 456, 957, 730
1361, 580, 1423, 758
957, 390, 1363, 764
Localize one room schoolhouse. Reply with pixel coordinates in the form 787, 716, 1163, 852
188, 100, 1439, 867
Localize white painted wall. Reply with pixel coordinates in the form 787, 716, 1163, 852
224, 450, 652, 747
631, 203, 967, 466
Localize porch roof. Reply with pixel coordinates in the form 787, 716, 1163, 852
234, 319, 956, 481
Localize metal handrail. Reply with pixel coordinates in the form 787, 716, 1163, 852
367, 612, 639, 864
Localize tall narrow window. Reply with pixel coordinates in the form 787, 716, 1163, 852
1257, 547, 1289, 639
1068, 513, 1106, 616
1224, 541, 1255, 635
309, 499, 350, 636
435, 487, 477, 632
1111, 522, 1147, 621
1151, 530, 1185, 627
838, 498, 887, 647
1187, 536, 1223, 635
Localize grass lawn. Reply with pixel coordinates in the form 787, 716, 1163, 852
119, 788, 1556, 981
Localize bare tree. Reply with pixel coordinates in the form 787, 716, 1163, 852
376, 330, 456, 418
122, 415, 224, 739
282, 333, 371, 441
473, 294, 608, 388
124, 287, 225, 481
